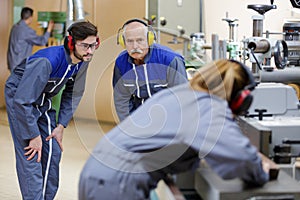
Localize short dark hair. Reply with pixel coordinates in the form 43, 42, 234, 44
21, 7, 33, 20
68, 21, 98, 41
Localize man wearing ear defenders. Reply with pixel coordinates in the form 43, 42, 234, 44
5, 21, 99, 200
79, 59, 277, 200
113, 18, 188, 122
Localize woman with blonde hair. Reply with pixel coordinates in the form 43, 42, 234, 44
190, 59, 256, 115
79, 59, 274, 200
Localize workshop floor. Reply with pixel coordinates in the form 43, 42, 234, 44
0, 108, 116, 200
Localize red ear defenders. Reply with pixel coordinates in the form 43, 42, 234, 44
117, 18, 156, 48
229, 60, 256, 115
67, 35, 75, 51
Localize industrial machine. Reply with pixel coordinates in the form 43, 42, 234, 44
37, 0, 85, 45
185, 32, 207, 77
283, 21, 300, 66
192, 82, 300, 200
222, 13, 240, 60
188, 32, 206, 63
242, 3, 289, 73
195, 161, 300, 200
192, 81, 300, 200
191, 1, 300, 199
234, 0, 300, 182
233, 0, 300, 188
38, 11, 66, 44
240, 83, 300, 173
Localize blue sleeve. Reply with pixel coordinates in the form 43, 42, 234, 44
113, 64, 132, 122
167, 56, 188, 87
26, 28, 50, 46
13, 58, 52, 140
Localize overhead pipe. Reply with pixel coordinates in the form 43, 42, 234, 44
73, 0, 85, 20
66, 0, 85, 31
66, 0, 74, 30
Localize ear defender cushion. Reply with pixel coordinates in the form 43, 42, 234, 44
147, 31, 155, 46
230, 89, 253, 115
68, 35, 74, 51
118, 33, 125, 48
96, 37, 100, 49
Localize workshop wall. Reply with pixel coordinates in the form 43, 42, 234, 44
0, 1, 13, 108
74, 0, 146, 123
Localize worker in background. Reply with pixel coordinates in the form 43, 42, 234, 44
113, 18, 188, 122
5, 21, 99, 200
79, 59, 277, 200
7, 7, 54, 72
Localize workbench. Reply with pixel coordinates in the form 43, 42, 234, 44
195, 166, 300, 200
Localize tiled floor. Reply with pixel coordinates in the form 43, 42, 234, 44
0, 108, 115, 200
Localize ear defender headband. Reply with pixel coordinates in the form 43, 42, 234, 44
64, 23, 100, 53
229, 60, 257, 115
117, 18, 156, 48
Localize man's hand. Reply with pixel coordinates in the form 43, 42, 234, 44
47, 20, 55, 33
46, 124, 64, 151
24, 135, 42, 162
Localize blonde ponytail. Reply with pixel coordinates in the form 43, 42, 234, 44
190, 59, 246, 102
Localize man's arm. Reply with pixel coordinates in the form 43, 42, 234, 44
167, 56, 188, 87
26, 21, 54, 46
200, 105, 270, 186
113, 64, 132, 122
58, 64, 88, 127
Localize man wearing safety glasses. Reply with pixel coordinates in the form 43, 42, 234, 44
5, 21, 99, 200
